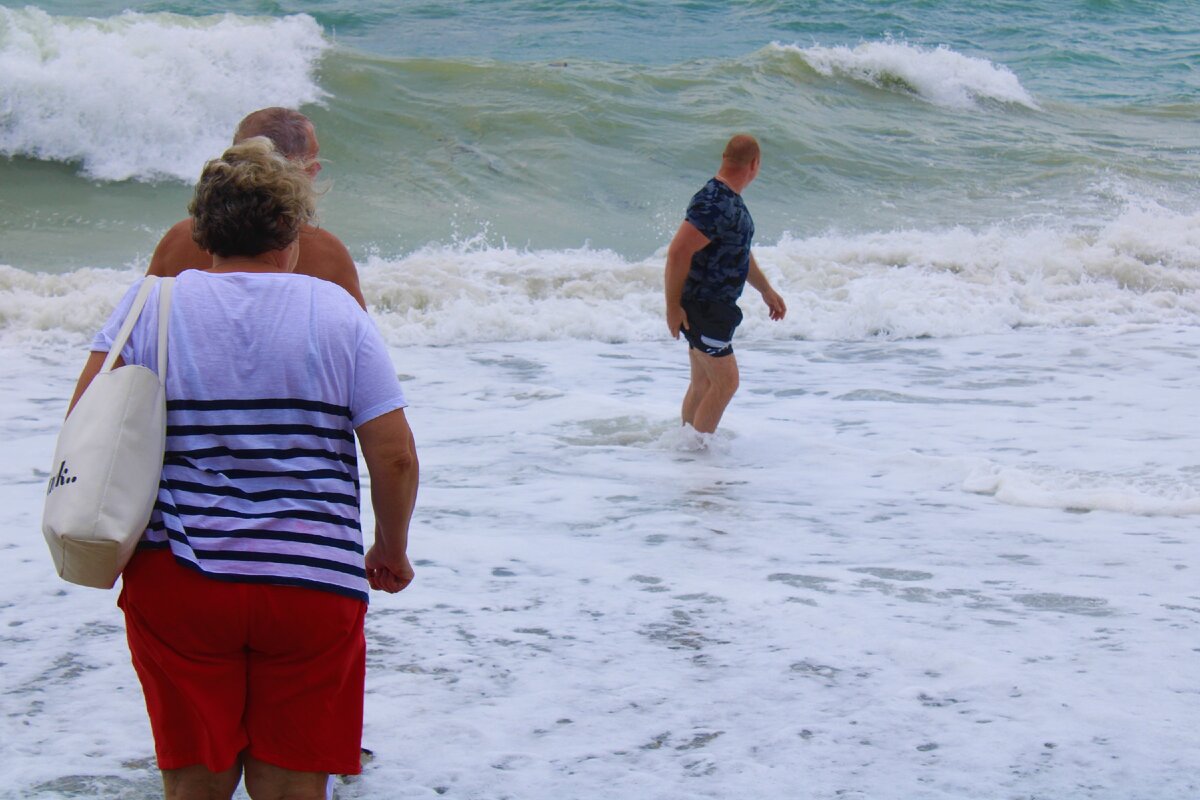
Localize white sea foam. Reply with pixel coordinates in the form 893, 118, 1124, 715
2, 203, 1197, 347
0, 8, 328, 182
769, 202, 1200, 340
774, 39, 1038, 109
364, 202, 1200, 344
963, 463, 1200, 516
3, 325, 1199, 797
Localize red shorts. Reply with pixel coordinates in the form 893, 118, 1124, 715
118, 549, 366, 774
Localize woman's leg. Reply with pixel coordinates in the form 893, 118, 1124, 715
243, 585, 366, 779
162, 762, 242, 800
120, 552, 251, 792
243, 756, 329, 800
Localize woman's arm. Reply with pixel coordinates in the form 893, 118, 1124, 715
356, 407, 419, 593
67, 351, 121, 416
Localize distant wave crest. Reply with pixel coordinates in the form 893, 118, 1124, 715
771, 39, 1038, 109
0, 8, 328, 182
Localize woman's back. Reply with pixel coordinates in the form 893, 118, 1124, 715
93, 271, 405, 601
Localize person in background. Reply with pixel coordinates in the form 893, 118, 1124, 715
664, 133, 787, 434
147, 106, 366, 309
71, 137, 417, 800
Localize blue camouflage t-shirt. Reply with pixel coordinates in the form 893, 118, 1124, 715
682, 178, 755, 305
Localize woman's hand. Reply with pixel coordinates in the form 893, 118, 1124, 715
365, 543, 414, 593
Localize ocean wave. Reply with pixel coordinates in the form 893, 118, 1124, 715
2, 203, 1197, 347
893, 451, 1200, 518
963, 463, 1200, 517
769, 202, 1200, 340
770, 40, 1038, 109
0, 8, 328, 182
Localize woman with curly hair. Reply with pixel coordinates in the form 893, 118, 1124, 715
69, 137, 418, 800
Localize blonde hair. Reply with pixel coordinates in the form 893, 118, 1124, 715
189, 138, 316, 257
722, 134, 760, 167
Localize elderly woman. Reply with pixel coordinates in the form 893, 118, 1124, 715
69, 138, 417, 800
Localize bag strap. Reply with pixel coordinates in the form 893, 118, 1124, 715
100, 277, 175, 380
156, 278, 174, 380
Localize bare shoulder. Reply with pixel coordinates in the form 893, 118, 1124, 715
148, 219, 210, 277
296, 225, 366, 309
298, 226, 352, 261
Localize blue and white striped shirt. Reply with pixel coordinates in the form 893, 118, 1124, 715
92, 271, 407, 601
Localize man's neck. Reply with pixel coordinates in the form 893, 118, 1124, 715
714, 169, 751, 195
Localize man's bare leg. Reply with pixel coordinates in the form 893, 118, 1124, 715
162, 763, 242, 800
243, 755, 329, 800
682, 347, 712, 426
690, 350, 739, 434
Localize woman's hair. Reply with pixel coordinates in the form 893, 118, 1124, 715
189, 137, 316, 257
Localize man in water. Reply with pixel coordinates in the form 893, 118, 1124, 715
147, 107, 365, 308
664, 134, 786, 434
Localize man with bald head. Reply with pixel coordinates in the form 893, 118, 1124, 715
664, 134, 787, 435
147, 107, 365, 308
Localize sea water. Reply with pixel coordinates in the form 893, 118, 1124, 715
1, 2, 1198, 798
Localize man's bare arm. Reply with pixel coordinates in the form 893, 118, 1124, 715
747, 252, 786, 321
664, 220, 710, 338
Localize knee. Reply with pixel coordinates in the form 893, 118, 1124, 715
163, 764, 242, 800
712, 368, 738, 397
243, 757, 329, 800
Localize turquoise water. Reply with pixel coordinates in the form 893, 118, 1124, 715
0, 1, 1197, 270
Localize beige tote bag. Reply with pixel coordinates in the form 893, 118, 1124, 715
42, 277, 174, 589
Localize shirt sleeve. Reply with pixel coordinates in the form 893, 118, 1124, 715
89, 277, 148, 363
684, 188, 720, 240
350, 317, 408, 428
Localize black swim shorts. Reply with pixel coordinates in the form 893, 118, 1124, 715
680, 298, 743, 358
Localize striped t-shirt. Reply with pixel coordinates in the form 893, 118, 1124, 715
91, 271, 407, 601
